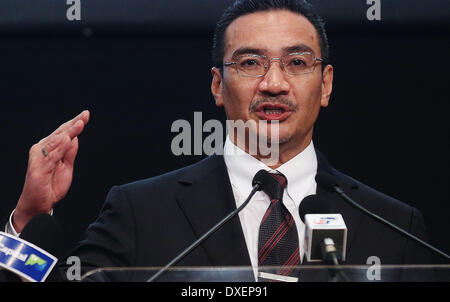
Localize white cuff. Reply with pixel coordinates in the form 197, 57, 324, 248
4, 209, 54, 237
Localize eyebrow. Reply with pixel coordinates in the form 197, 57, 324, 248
230, 47, 265, 59
282, 44, 315, 55
230, 43, 316, 60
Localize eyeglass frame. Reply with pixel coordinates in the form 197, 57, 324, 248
222, 52, 324, 78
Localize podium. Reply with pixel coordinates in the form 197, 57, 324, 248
80, 265, 450, 282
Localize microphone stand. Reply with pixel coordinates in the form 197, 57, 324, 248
316, 172, 450, 261
147, 183, 262, 282
321, 238, 351, 282
334, 186, 450, 260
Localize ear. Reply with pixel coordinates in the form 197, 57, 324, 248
320, 64, 334, 108
211, 67, 224, 107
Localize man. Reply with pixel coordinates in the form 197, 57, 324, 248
4, 0, 430, 281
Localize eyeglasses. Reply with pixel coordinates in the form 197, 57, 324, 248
223, 52, 324, 78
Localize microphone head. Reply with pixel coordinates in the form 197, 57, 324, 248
315, 172, 340, 193
20, 213, 63, 258
298, 195, 333, 221
252, 169, 272, 189
252, 169, 288, 198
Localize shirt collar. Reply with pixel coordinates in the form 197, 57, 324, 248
223, 135, 318, 206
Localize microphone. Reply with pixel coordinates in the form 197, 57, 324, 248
298, 194, 333, 221
20, 213, 63, 258
146, 169, 269, 282
315, 171, 450, 260
0, 213, 61, 282
299, 195, 350, 282
299, 195, 347, 263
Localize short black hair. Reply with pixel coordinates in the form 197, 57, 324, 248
212, 0, 329, 70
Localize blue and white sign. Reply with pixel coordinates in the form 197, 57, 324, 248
0, 231, 57, 282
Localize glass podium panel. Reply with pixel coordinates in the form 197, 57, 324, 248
80, 265, 450, 282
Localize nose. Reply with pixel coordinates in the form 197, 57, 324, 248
258, 59, 291, 96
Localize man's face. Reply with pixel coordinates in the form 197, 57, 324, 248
211, 9, 333, 153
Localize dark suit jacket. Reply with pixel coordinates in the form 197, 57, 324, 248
54, 150, 431, 281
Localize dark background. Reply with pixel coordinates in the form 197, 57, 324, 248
0, 1, 449, 263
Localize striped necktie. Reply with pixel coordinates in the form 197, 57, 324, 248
258, 172, 300, 280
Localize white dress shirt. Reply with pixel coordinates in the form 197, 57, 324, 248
223, 135, 318, 280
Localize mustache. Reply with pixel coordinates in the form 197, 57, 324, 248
249, 97, 299, 112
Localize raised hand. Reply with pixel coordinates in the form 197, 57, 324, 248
13, 110, 90, 233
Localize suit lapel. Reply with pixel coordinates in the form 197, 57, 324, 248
175, 155, 252, 268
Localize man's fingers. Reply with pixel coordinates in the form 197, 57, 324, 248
42, 135, 73, 168
40, 111, 89, 153
27, 110, 89, 175
40, 121, 84, 168
27, 134, 72, 177
43, 133, 68, 155
65, 119, 86, 140
51, 110, 90, 137
63, 136, 79, 168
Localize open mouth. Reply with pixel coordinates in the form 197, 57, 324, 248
254, 103, 293, 121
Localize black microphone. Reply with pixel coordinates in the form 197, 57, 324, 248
316, 171, 450, 260
20, 213, 63, 258
146, 169, 269, 282
298, 194, 333, 221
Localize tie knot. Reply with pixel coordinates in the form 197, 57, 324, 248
262, 172, 287, 201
